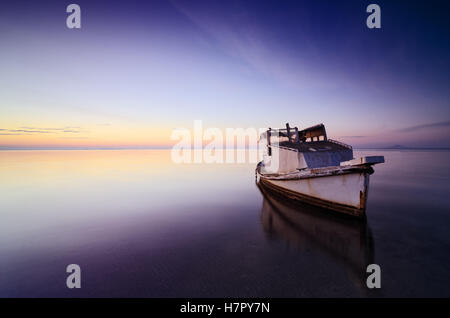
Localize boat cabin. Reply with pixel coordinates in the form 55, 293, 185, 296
262, 123, 354, 171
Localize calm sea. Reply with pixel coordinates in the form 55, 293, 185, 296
0, 149, 449, 297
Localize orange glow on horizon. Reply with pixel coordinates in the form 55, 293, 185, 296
0, 123, 175, 148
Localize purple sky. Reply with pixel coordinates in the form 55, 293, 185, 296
0, 0, 449, 148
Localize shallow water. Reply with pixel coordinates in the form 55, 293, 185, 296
0, 149, 449, 297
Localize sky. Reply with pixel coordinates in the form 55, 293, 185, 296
0, 0, 449, 148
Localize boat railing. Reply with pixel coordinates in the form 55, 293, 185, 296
328, 139, 352, 149
267, 123, 328, 144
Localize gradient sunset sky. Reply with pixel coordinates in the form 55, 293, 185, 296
0, 0, 449, 148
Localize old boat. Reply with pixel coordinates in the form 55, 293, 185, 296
256, 123, 384, 218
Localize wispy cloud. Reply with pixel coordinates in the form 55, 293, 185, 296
170, 0, 329, 89
0, 126, 89, 135
19, 126, 81, 131
397, 121, 450, 132
1, 129, 52, 134
62, 130, 81, 133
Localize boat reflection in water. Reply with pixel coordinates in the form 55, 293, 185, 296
258, 180, 375, 291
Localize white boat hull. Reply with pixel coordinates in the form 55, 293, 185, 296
257, 168, 371, 218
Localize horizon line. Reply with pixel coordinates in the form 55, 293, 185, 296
1, 146, 450, 151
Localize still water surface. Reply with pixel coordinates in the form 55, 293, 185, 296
0, 149, 449, 297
